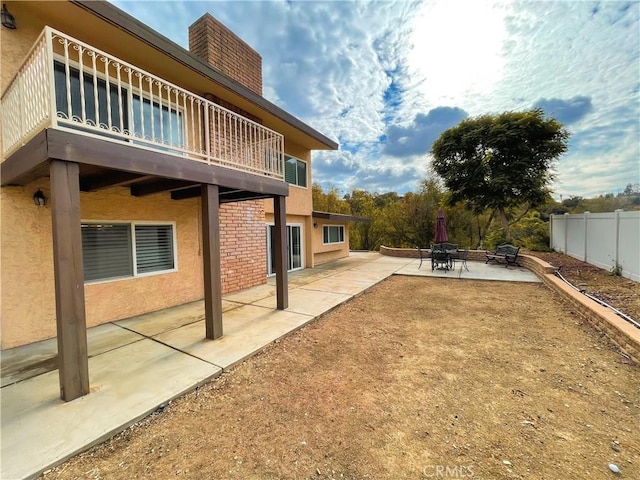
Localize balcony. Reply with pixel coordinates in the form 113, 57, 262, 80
1, 27, 284, 180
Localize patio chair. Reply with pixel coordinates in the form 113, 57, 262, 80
417, 247, 429, 269
431, 249, 450, 272
440, 242, 458, 252
456, 248, 469, 271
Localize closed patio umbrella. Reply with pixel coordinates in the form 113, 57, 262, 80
435, 208, 448, 243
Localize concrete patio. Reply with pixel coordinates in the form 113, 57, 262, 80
0, 252, 539, 480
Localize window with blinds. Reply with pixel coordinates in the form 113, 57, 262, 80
81, 222, 175, 282
135, 225, 174, 274
82, 224, 133, 281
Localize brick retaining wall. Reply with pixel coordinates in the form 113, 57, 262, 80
379, 245, 640, 363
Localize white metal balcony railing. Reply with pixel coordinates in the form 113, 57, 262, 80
1, 27, 285, 180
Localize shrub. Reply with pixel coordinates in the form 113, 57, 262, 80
510, 212, 551, 251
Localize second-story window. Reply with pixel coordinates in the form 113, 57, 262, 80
284, 155, 307, 187
54, 62, 125, 132
53, 61, 184, 150
131, 96, 184, 149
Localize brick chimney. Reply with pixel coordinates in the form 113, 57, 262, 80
189, 13, 263, 96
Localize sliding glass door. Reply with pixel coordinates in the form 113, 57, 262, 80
266, 224, 303, 276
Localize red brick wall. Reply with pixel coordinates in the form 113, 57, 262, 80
219, 201, 267, 294
189, 13, 262, 95
188, 14, 268, 293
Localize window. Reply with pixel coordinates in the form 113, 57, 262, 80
81, 222, 176, 282
54, 61, 184, 148
82, 223, 133, 281
284, 155, 307, 187
54, 62, 126, 132
132, 96, 184, 148
134, 225, 175, 274
323, 225, 344, 244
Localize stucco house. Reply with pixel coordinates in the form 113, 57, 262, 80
0, 0, 360, 401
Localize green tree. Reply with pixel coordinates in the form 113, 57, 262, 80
622, 183, 639, 196
344, 189, 384, 250
561, 195, 584, 210
343, 182, 447, 250
371, 191, 401, 209
431, 109, 569, 240
312, 183, 350, 214
508, 211, 551, 251
374, 181, 445, 248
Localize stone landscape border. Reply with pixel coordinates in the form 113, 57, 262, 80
380, 246, 640, 363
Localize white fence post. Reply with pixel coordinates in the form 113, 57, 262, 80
563, 212, 569, 254
615, 209, 622, 267
583, 211, 589, 262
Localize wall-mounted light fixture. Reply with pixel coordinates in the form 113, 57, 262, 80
33, 189, 47, 206
1, 4, 16, 29
313, 222, 318, 228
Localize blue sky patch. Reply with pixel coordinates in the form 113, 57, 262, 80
534, 96, 594, 125
112, 0, 640, 198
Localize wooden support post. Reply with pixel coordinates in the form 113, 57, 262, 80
274, 195, 288, 309
201, 184, 223, 339
50, 160, 89, 401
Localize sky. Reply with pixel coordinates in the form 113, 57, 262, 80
111, 0, 640, 199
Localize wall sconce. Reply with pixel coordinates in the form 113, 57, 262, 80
33, 189, 47, 206
313, 222, 318, 228
1, 4, 16, 29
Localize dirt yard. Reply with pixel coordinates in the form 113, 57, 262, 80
43, 275, 638, 480
529, 251, 640, 323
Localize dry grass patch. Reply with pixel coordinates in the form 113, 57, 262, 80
44, 276, 639, 479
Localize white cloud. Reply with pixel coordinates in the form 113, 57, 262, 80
408, 0, 509, 111
111, 0, 639, 198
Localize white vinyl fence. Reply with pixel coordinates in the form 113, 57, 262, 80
550, 211, 640, 281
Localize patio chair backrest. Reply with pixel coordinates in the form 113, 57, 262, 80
431, 250, 449, 261
434, 242, 458, 251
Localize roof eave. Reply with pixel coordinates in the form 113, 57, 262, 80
312, 211, 371, 223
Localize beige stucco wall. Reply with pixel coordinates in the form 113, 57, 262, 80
264, 139, 312, 217
1, 185, 204, 349
1, 181, 55, 349
312, 220, 351, 265
314, 250, 348, 265
0, 3, 44, 95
